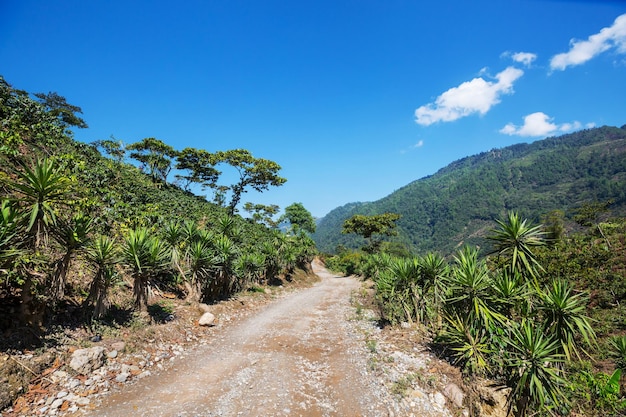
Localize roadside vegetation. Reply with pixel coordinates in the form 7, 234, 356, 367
0, 76, 318, 410
326, 210, 626, 416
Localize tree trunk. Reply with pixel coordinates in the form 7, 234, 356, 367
134, 275, 149, 312
84, 269, 111, 320
51, 251, 72, 302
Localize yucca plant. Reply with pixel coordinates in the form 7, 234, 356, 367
445, 246, 505, 329
84, 235, 120, 319
419, 252, 449, 325
504, 320, 566, 417
538, 279, 596, 361
438, 314, 492, 377
9, 158, 70, 249
161, 220, 186, 282
184, 239, 217, 302
0, 200, 23, 274
488, 211, 546, 280
609, 335, 626, 370
234, 252, 265, 290
50, 212, 93, 302
122, 227, 169, 311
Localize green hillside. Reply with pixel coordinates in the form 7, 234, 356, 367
0, 77, 315, 330
314, 125, 626, 254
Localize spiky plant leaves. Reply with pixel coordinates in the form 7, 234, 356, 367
438, 314, 492, 377
539, 279, 596, 361
84, 235, 120, 319
9, 158, 71, 249
488, 211, 546, 280
504, 320, 566, 417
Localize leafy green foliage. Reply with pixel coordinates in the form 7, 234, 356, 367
0, 76, 310, 332
281, 202, 316, 234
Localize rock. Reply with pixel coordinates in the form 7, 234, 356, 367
198, 312, 216, 326
56, 391, 68, 399
107, 350, 118, 359
198, 303, 211, 313
115, 372, 130, 383
69, 347, 105, 375
443, 383, 465, 408
111, 341, 126, 352
50, 398, 65, 410
432, 392, 446, 407
75, 397, 91, 406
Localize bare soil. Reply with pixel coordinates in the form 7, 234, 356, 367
3, 260, 472, 417
83, 260, 393, 416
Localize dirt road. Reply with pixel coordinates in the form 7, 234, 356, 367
86, 260, 393, 417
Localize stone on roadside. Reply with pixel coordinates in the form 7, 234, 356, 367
107, 350, 118, 359
443, 383, 465, 408
198, 312, 216, 326
115, 372, 130, 383
69, 346, 105, 375
111, 341, 126, 352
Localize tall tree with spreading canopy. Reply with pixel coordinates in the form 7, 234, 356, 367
341, 212, 401, 252
243, 202, 280, 228
214, 149, 286, 215
34, 91, 88, 130
127, 137, 178, 183
175, 147, 220, 192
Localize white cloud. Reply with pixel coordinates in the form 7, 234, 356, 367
414, 140, 424, 148
511, 52, 537, 67
415, 66, 524, 126
500, 112, 588, 137
550, 13, 626, 71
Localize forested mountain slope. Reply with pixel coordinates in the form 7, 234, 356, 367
313, 125, 626, 254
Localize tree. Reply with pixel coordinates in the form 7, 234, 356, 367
281, 202, 316, 234
175, 147, 220, 191
34, 91, 88, 130
243, 202, 280, 228
92, 136, 125, 163
341, 212, 401, 252
127, 137, 178, 183
214, 149, 287, 215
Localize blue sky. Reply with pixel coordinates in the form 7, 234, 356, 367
2, 1, 625, 218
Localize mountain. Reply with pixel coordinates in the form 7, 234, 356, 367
313, 125, 626, 255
